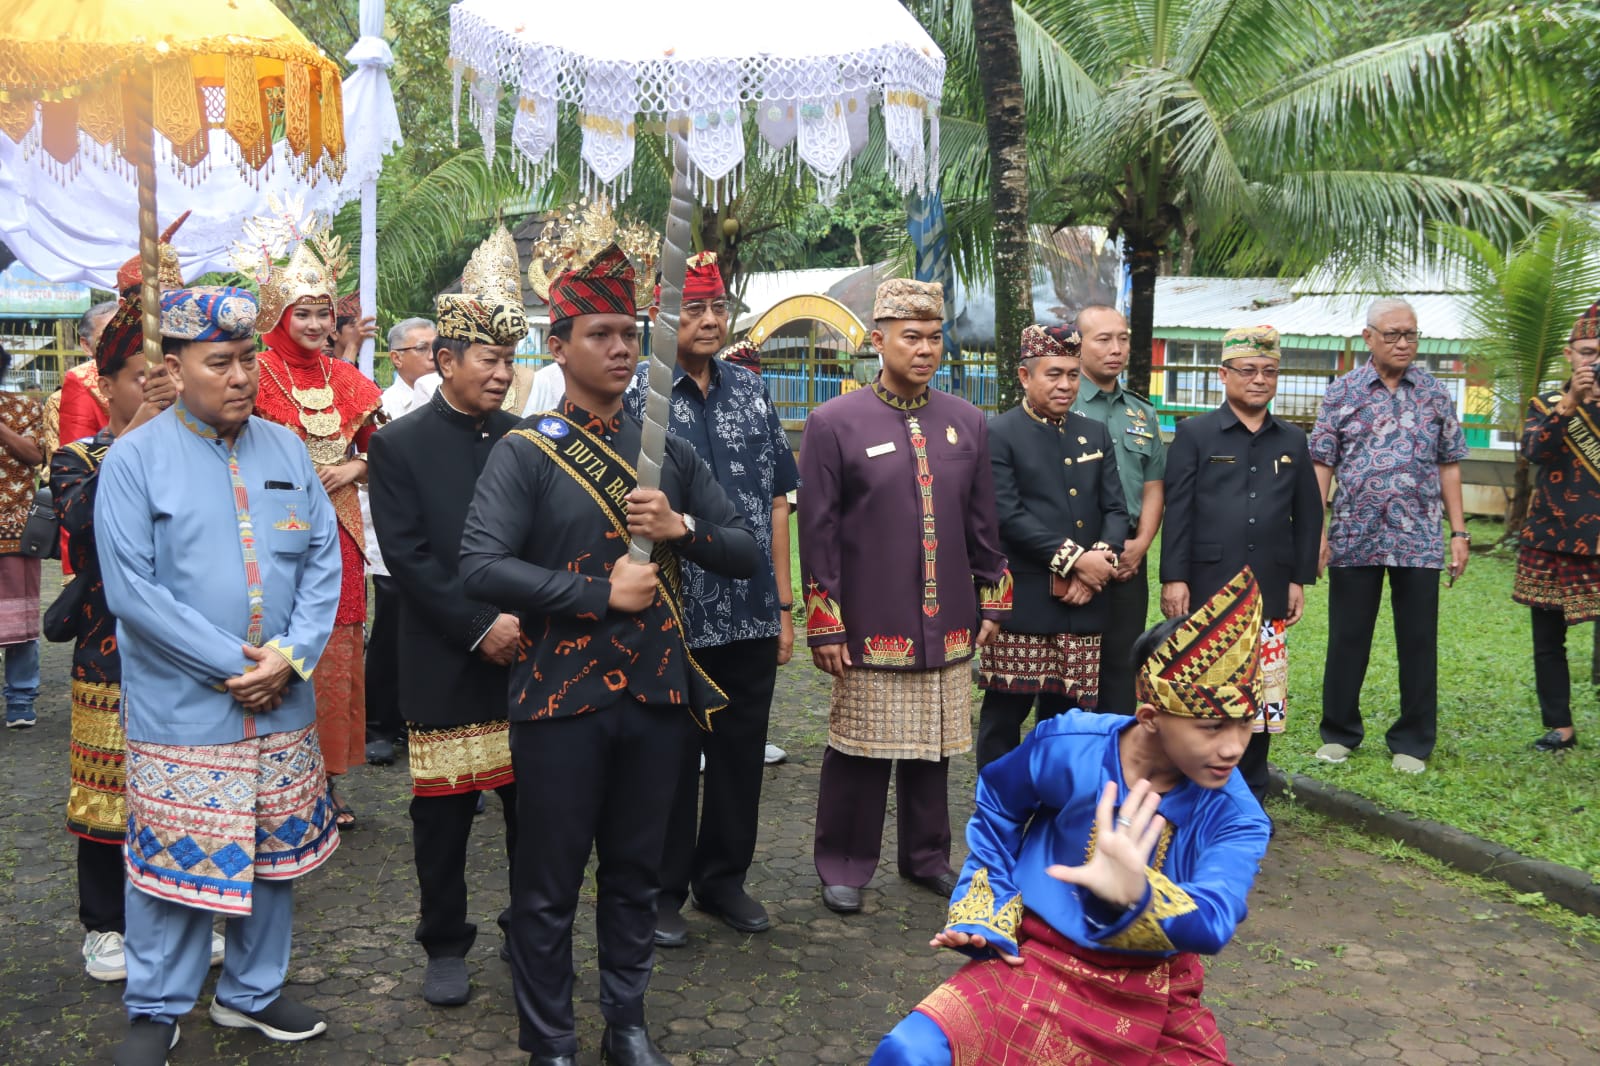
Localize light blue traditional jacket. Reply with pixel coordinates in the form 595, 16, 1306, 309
96, 401, 341, 745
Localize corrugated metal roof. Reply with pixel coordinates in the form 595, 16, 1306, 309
1153, 277, 1474, 342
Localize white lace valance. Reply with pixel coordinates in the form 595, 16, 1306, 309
447, 0, 945, 206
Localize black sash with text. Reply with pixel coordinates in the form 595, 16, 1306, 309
512, 412, 726, 729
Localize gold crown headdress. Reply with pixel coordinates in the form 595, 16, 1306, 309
231, 193, 349, 333
528, 196, 659, 309
437, 224, 529, 347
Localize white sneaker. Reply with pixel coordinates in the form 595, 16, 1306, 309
210, 929, 226, 967
764, 743, 787, 765
1391, 753, 1426, 774
83, 930, 127, 982
1315, 743, 1351, 764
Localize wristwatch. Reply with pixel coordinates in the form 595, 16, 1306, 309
1450, 530, 1470, 542
678, 514, 697, 541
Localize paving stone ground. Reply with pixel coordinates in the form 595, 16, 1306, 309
3, 635, 1599, 1065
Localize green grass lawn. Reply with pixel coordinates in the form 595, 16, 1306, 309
789, 514, 1600, 879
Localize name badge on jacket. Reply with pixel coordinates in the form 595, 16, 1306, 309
1209, 455, 1237, 463
866, 442, 897, 458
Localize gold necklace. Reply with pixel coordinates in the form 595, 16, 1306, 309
262, 357, 346, 459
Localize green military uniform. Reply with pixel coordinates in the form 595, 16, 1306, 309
1072, 381, 1166, 713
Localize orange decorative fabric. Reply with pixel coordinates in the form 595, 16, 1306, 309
0, 0, 344, 176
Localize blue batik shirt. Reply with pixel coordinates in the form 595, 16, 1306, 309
625, 358, 800, 648
1308, 360, 1470, 569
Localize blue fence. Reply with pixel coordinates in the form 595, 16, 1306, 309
762, 358, 1000, 423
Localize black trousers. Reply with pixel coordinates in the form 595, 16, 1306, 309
1319, 566, 1440, 759
365, 575, 405, 744
507, 702, 691, 1056
411, 782, 517, 959
975, 690, 1075, 772
1098, 556, 1149, 715
78, 836, 124, 934
660, 638, 778, 911
1530, 606, 1579, 730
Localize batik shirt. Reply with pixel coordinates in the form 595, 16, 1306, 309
51, 428, 118, 682
0, 391, 41, 554
944, 712, 1270, 960
1520, 389, 1600, 555
624, 358, 800, 649
460, 401, 759, 723
95, 403, 342, 745
1309, 360, 1469, 569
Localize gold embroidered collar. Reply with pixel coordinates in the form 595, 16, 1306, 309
1022, 398, 1064, 427
872, 376, 929, 411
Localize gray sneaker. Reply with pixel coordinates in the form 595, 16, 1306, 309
209, 995, 327, 1042
764, 743, 787, 765
113, 1018, 178, 1066
1314, 743, 1351, 764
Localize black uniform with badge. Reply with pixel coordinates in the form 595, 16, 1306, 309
1161, 399, 1320, 802
975, 401, 1128, 769
1160, 402, 1320, 621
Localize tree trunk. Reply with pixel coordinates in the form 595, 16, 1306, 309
1124, 230, 1160, 397
971, 0, 1032, 411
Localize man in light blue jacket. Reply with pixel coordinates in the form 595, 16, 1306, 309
97, 286, 342, 1066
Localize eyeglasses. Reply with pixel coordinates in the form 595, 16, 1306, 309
389, 342, 433, 355
1222, 364, 1279, 380
681, 300, 731, 320
1373, 329, 1422, 344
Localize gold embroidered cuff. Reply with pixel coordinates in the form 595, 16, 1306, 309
804, 581, 846, 638
263, 639, 312, 680
1097, 868, 1198, 953
978, 570, 1014, 613
945, 868, 1024, 946
1049, 539, 1085, 578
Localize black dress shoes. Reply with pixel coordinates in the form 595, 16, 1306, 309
653, 906, 688, 948
526, 1056, 576, 1066
693, 890, 771, 933
601, 1024, 670, 1066
821, 884, 862, 913
1533, 729, 1578, 752
907, 871, 960, 898
365, 736, 396, 765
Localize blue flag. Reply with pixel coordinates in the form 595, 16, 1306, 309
907, 191, 960, 361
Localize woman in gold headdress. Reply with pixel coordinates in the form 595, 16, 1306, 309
252, 237, 382, 827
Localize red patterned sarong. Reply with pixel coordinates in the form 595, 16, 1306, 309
313, 622, 366, 776
978, 629, 1101, 705
915, 914, 1228, 1065
1514, 546, 1600, 624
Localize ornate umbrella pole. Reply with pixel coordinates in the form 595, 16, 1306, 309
630, 134, 694, 563
129, 66, 163, 365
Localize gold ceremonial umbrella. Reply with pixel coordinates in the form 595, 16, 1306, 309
0, 0, 344, 361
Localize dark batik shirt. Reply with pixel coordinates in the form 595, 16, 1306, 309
1520, 389, 1600, 556
1308, 360, 1469, 569
623, 358, 800, 649
51, 428, 118, 682
460, 400, 759, 722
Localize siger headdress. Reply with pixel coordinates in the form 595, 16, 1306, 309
1135, 567, 1264, 720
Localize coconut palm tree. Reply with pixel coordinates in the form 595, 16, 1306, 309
1437, 211, 1600, 539
926, 0, 1589, 394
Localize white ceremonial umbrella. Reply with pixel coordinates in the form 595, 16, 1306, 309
342, 0, 404, 378
0, 132, 350, 288
448, 0, 945, 559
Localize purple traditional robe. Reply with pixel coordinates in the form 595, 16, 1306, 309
800, 380, 1012, 670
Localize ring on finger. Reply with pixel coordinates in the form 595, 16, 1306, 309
1115, 816, 1133, 829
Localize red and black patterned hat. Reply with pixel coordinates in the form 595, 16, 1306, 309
548, 242, 636, 323
95, 297, 144, 376
1021, 323, 1080, 360
1135, 567, 1264, 720
336, 292, 362, 321
1572, 301, 1600, 343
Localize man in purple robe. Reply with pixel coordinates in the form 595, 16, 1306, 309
799, 278, 1012, 914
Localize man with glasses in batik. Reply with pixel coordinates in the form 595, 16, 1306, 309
623, 252, 800, 948
1160, 326, 1321, 806
1309, 299, 1470, 775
